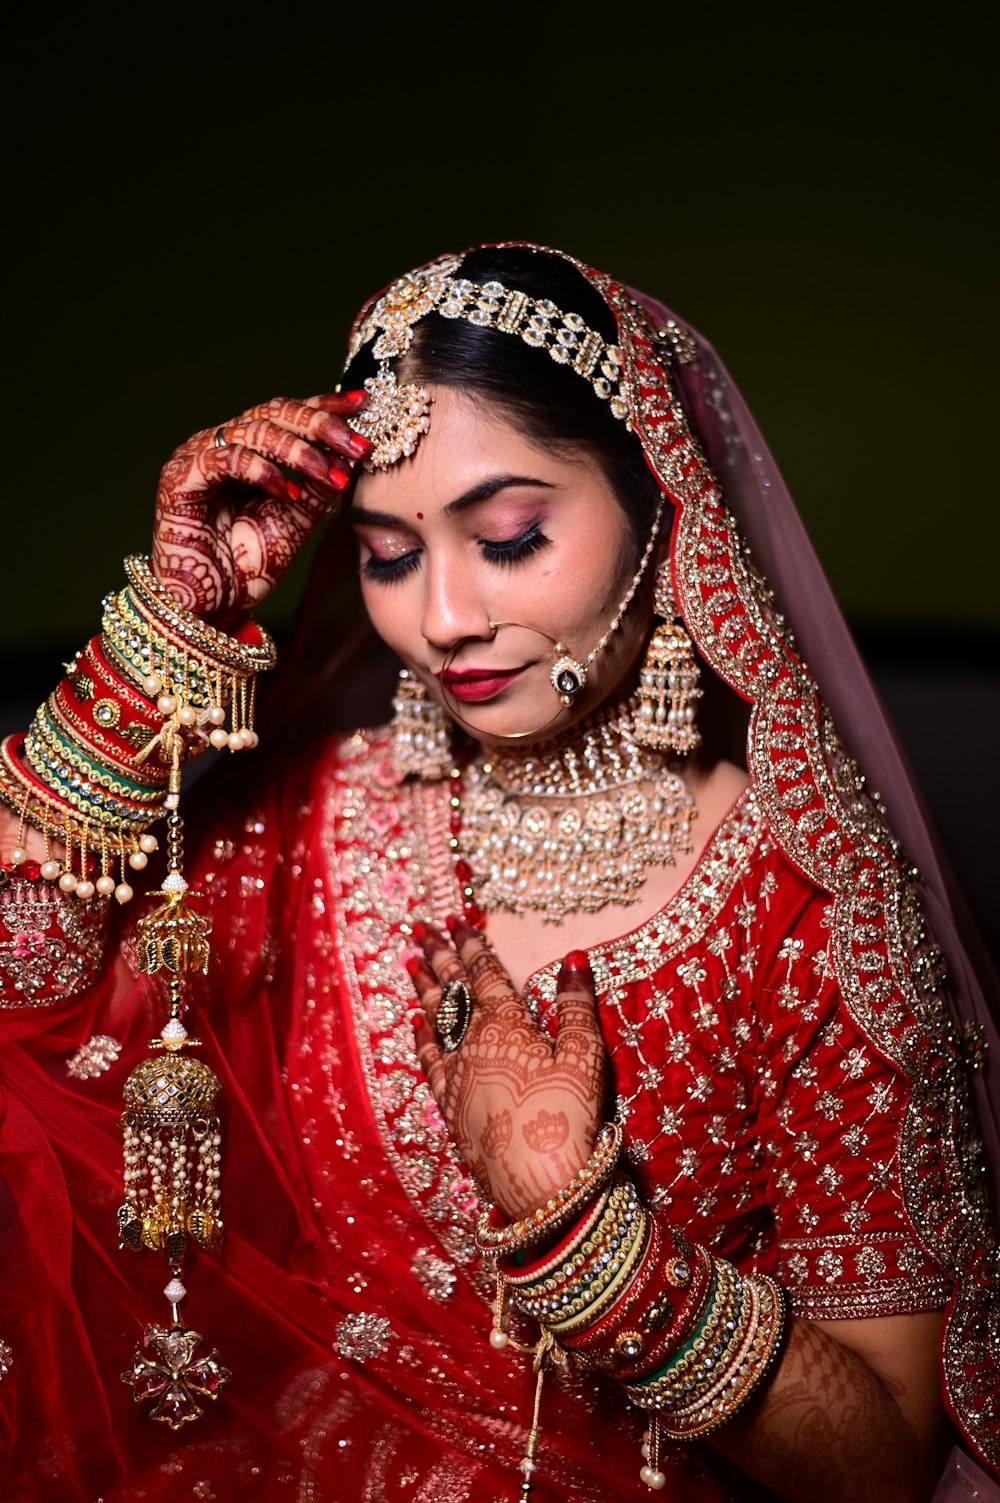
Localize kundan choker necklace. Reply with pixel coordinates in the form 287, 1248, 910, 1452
446, 705, 697, 925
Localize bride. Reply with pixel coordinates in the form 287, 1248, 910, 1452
0, 243, 995, 1502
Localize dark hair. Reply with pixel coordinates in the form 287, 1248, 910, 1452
341, 245, 664, 554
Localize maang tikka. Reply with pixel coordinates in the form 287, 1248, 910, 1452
391, 667, 452, 780
631, 563, 702, 754
344, 257, 631, 472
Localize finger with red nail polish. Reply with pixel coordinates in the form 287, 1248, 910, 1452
559, 949, 592, 977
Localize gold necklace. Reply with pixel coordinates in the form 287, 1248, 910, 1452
454, 705, 696, 924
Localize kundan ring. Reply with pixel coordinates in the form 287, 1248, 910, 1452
213, 426, 228, 448
435, 979, 473, 1053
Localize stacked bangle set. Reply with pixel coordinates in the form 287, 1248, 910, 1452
0, 555, 275, 901
476, 1122, 788, 1494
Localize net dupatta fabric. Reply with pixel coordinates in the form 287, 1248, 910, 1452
559, 255, 998, 1468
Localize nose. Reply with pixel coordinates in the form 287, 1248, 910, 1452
420, 553, 495, 656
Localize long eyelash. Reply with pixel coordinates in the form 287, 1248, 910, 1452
481, 525, 550, 567
361, 551, 421, 584
361, 526, 550, 585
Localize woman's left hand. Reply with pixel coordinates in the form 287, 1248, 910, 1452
408, 919, 606, 1219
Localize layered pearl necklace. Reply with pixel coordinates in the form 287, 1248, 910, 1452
446, 706, 696, 926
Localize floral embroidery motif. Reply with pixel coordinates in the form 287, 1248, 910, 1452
334, 1313, 392, 1362
412, 1249, 458, 1302
0, 878, 109, 1007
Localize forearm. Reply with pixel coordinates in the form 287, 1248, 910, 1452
713, 1314, 945, 1503
0, 804, 46, 861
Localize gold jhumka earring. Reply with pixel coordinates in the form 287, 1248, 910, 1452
390, 668, 452, 780
630, 563, 702, 755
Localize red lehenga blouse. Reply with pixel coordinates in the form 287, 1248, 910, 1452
0, 718, 989, 1503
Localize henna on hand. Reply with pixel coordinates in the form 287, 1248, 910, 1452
151, 391, 371, 621
409, 922, 606, 1218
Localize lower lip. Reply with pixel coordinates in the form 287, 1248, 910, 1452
441, 670, 525, 703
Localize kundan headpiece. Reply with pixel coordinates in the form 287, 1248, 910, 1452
343, 253, 694, 470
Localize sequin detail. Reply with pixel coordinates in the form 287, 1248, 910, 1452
334, 1313, 392, 1363
0, 877, 109, 1007
412, 1249, 458, 1302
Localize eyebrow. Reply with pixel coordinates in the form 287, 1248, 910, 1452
350, 473, 558, 527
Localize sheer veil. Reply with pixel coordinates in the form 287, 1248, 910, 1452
651, 292, 1000, 1209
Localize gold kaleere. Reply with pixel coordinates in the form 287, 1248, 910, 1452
119, 807, 232, 1427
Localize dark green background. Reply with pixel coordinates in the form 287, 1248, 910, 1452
3, 16, 997, 920
5, 16, 997, 650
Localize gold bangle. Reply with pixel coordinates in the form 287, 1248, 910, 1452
475, 1121, 624, 1256
124, 556, 277, 675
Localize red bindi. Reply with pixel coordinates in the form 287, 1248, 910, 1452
416, 511, 424, 519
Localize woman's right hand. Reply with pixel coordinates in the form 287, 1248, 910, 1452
151, 390, 371, 622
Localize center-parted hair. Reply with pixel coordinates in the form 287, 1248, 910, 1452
341, 246, 664, 552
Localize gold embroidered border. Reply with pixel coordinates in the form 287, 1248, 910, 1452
523, 789, 761, 1011
322, 729, 490, 1293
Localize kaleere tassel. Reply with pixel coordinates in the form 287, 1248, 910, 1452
119, 806, 232, 1426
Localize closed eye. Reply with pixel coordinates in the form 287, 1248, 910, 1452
360, 524, 550, 584
360, 549, 420, 584
481, 523, 550, 567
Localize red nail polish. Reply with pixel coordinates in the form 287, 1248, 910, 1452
344, 388, 367, 406
328, 464, 351, 490
405, 955, 421, 976
286, 480, 302, 502
411, 920, 427, 941
444, 914, 458, 932
562, 950, 591, 972
346, 433, 372, 459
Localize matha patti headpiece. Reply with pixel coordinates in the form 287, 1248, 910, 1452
343, 254, 692, 471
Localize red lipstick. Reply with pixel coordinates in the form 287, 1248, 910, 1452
439, 666, 527, 703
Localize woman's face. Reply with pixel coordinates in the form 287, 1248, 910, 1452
350, 385, 655, 744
